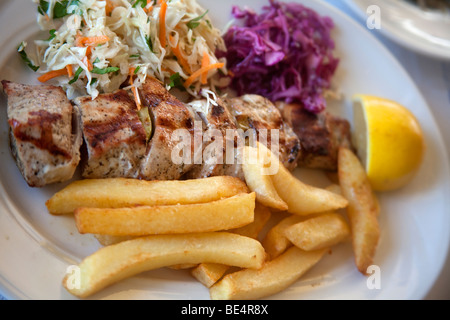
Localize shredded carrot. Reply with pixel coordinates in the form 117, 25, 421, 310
85, 46, 92, 57
66, 65, 74, 77
83, 56, 93, 71
105, 0, 115, 16
184, 63, 224, 88
132, 87, 141, 110
228, 70, 235, 78
200, 52, 210, 85
75, 32, 83, 47
128, 67, 141, 110
159, 0, 167, 48
76, 35, 110, 47
168, 34, 176, 47
161, 66, 175, 75
144, 5, 153, 14
37, 68, 68, 83
169, 35, 191, 75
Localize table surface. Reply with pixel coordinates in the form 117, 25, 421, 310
1, 0, 449, 300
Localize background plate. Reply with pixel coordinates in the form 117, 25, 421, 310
344, 0, 450, 60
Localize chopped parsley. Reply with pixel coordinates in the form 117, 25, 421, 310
187, 10, 209, 30
145, 35, 155, 53
17, 42, 39, 72
133, 0, 148, 8
47, 29, 57, 41
168, 73, 185, 91
91, 66, 120, 74
68, 67, 83, 84
38, 0, 80, 19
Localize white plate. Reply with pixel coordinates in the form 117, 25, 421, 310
0, 0, 449, 300
344, 0, 450, 60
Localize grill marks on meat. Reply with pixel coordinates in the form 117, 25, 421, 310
138, 78, 195, 180
2, 80, 82, 187
74, 90, 147, 179
186, 98, 244, 180
279, 103, 352, 171
229, 95, 301, 171
9, 111, 71, 159
2, 79, 352, 186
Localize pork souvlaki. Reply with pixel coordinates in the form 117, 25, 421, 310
73, 89, 147, 179
1, 78, 352, 188
1, 80, 82, 187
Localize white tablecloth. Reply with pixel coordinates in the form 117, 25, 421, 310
1, 0, 449, 301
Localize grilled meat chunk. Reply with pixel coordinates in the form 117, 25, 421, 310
74, 90, 147, 179
229, 95, 301, 171
186, 98, 244, 180
278, 103, 352, 171
2, 80, 82, 187
138, 78, 195, 180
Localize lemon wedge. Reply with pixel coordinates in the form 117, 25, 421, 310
352, 94, 425, 191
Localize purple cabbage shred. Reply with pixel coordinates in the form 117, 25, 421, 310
218, 0, 339, 113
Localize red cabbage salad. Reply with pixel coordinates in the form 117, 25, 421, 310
218, 0, 339, 113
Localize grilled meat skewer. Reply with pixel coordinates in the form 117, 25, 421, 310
74, 90, 147, 179
186, 97, 245, 180
278, 102, 352, 171
138, 78, 196, 181
2, 80, 352, 187
229, 95, 301, 171
1, 80, 82, 187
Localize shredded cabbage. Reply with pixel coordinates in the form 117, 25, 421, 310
29, 0, 228, 100
218, 0, 339, 113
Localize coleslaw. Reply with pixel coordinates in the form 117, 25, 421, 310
23, 0, 228, 100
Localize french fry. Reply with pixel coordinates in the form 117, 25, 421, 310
168, 264, 197, 270
191, 203, 272, 288
229, 202, 272, 239
243, 146, 288, 211
210, 247, 327, 300
326, 171, 340, 184
262, 215, 304, 260
284, 213, 350, 251
94, 203, 271, 250
338, 147, 380, 275
94, 234, 137, 246
256, 142, 348, 215
95, 236, 199, 270
63, 232, 266, 298
325, 184, 342, 196
74, 193, 256, 236
46, 176, 248, 215
191, 263, 231, 288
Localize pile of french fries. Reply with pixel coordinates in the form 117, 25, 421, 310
46, 142, 380, 300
